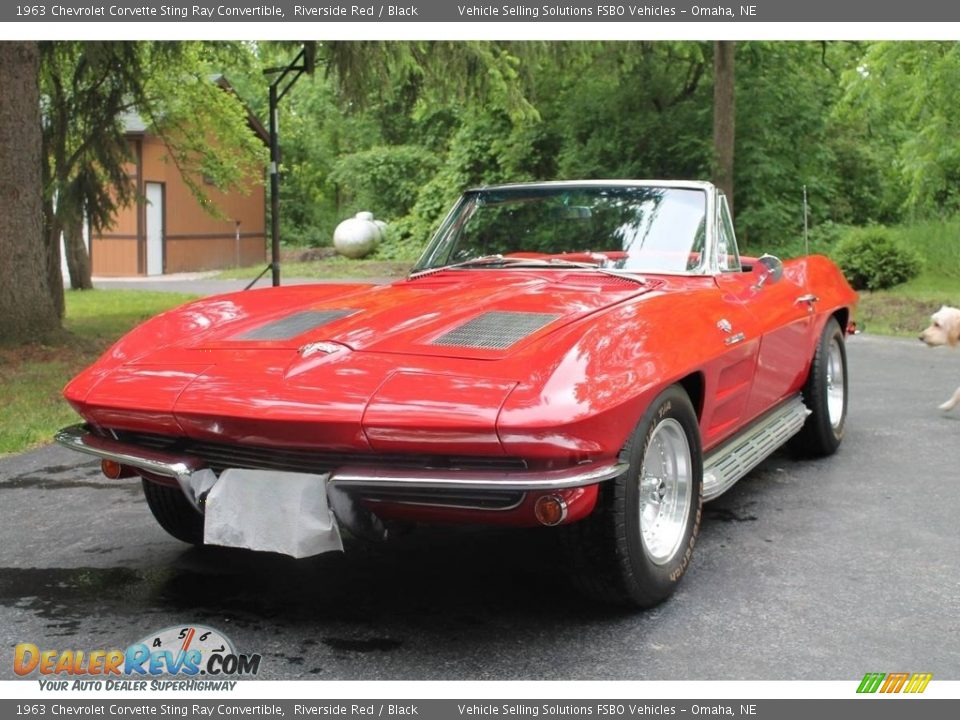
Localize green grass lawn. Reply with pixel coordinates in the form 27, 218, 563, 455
216, 256, 411, 281
0, 290, 197, 457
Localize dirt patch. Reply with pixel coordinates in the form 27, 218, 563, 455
858, 294, 941, 335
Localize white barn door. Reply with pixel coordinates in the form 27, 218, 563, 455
145, 182, 164, 276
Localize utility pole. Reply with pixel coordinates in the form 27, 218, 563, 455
247, 43, 316, 290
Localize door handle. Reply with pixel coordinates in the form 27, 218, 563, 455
795, 294, 819, 309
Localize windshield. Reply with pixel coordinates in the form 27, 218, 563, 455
412, 184, 708, 274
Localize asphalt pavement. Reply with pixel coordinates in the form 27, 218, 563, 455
1, 334, 958, 680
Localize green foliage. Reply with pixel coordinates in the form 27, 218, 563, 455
140, 44, 267, 217
832, 227, 922, 290
552, 42, 712, 180
213, 40, 960, 278
836, 42, 960, 215
330, 145, 439, 220
769, 221, 854, 261
29, 39, 960, 269
40, 42, 140, 234
384, 110, 545, 259
240, 42, 543, 251
887, 216, 960, 279
273, 71, 370, 246
846, 233, 959, 338
323, 41, 539, 123
734, 42, 864, 249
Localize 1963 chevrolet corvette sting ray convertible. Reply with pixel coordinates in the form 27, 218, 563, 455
56, 180, 857, 607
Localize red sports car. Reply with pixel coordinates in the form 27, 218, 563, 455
57, 180, 857, 607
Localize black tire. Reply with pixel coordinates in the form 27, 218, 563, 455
791, 317, 848, 457
563, 385, 703, 608
142, 478, 204, 545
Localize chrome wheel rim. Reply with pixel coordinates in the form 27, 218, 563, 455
638, 418, 692, 565
826, 337, 846, 430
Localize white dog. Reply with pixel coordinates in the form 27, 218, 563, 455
919, 305, 960, 411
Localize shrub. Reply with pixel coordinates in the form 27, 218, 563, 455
766, 221, 854, 261
330, 145, 439, 221
832, 226, 922, 290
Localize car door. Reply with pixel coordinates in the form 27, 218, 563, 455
698, 195, 763, 449
709, 195, 816, 424
697, 285, 764, 451
743, 257, 817, 419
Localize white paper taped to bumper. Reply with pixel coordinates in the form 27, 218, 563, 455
203, 469, 343, 558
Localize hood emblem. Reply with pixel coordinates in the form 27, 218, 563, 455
299, 341, 345, 358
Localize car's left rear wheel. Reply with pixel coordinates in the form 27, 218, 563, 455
563, 384, 703, 608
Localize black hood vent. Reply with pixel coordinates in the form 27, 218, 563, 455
431, 311, 560, 349
236, 309, 357, 341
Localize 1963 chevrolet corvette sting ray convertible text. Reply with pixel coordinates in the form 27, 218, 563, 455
56, 180, 857, 607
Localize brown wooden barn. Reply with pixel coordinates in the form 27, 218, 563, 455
91, 84, 268, 276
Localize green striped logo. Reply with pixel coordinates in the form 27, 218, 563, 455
857, 672, 932, 694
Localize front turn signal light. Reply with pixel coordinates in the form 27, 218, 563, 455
101, 459, 133, 479
534, 495, 568, 526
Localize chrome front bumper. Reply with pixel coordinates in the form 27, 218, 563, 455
54, 424, 628, 510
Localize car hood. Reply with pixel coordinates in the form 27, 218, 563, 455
175, 271, 656, 361
68, 270, 660, 450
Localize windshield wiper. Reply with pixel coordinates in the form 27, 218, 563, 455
408, 254, 544, 279
533, 258, 649, 285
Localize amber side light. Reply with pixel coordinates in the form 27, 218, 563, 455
534, 495, 568, 526
101, 459, 134, 479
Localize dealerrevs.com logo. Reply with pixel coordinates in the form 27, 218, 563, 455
14, 625, 261, 691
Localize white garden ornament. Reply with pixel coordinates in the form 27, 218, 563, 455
333, 211, 385, 259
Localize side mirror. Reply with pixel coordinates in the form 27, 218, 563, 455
754, 254, 783, 289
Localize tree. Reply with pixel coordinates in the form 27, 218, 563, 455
551, 42, 710, 180
41, 42, 267, 296
0, 42, 60, 344
713, 41, 736, 213
40, 42, 144, 297
236, 41, 887, 258
837, 41, 960, 216
247, 41, 539, 250
733, 42, 868, 248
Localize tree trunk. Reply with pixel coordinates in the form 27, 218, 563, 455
0, 42, 60, 344
64, 216, 93, 290
47, 215, 66, 319
713, 41, 736, 216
